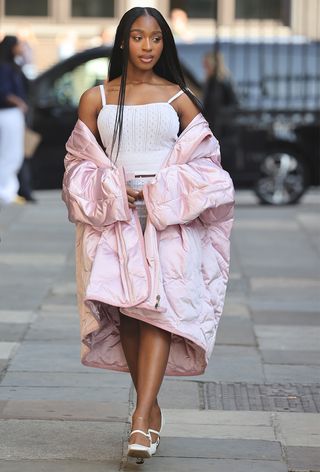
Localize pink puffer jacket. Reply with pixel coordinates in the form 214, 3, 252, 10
62, 113, 234, 376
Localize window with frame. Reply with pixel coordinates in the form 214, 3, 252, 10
170, 0, 217, 19
5, 0, 49, 16
52, 58, 110, 106
235, 0, 291, 25
71, 0, 115, 18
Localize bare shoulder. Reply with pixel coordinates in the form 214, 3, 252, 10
79, 86, 101, 112
157, 77, 200, 128
78, 86, 102, 140
175, 91, 200, 131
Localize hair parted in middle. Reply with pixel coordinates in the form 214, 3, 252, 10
107, 6, 202, 162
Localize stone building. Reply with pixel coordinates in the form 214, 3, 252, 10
0, 0, 319, 73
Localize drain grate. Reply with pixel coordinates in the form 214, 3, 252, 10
203, 382, 320, 412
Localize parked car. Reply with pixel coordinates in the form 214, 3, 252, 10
28, 41, 320, 205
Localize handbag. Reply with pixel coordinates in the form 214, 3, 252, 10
24, 127, 41, 158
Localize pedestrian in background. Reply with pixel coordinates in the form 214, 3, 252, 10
0, 35, 28, 205
62, 6, 234, 463
203, 50, 238, 140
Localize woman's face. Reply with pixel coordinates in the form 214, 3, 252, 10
127, 15, 163, 71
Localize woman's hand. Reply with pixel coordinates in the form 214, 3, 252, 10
126, 186, 143, 209
6, 94, 28, 114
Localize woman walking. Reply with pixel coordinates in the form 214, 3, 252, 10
62, 7, 234, 462
0, 36, 28, 204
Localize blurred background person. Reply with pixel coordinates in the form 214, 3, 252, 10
86, 25, 114, 48
18, 24, 38, 79
56, 31, 78, 60
170, 8, 194, 42
203, 50, 238, 140
0, 35, 28, 205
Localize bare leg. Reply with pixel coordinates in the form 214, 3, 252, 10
119, 314, 140, 389
130, 321, 171, 446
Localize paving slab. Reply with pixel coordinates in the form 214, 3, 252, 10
251, 310, 320, 326
158, 379, 199, 408
39, 304, 78, 315
179, 346, 264, 382
24, 315, 80, 341
156, 437, 283, 460
250, 277, 320, 291
0, 311, 36, 324
285, 446, 320, 471
7, 341, 88, 372
0, 343, 19, 360
0, 283, 52, 311
123, 457, 288, 471
1, 400, 128, 422
0, 384, 130, 401
234, 219, 298, 231
254, 325, 320, 351
216, 316, 256, 346
0, 253, 66, 266
234, 240, 320, 279
261, 349, 320, 365
162, 423, 276, 441
276, 412, 320, 447
221, 301, 250, 318
0, 361, 7, 374
0, 460, 121, 472
264, 365, 320, 384
250, 299, 320, 313
0, 400, 7, 415
0, 371, 129, 387
0, 324, 29, 342
0, 419, 124, 460
163, 409, 272, 426
41, 293, 78, 307
51, 282, 77, 295
160, 410, 275, 441
223, 276, 249, 296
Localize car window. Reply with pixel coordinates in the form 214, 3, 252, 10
52, 57, 109, 106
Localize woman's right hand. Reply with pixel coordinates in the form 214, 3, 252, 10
126, 186, 140, 209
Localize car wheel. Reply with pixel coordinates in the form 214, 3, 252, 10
254, 150, 308, 205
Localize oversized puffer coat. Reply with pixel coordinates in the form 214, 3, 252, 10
62, 113, 234, 376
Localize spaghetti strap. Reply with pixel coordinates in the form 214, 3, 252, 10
99, 84, 107, 106
167, 89, 184, 104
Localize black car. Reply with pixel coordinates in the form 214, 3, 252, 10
29, 41, 320, 205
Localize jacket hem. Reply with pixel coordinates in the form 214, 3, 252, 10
81, 353, 206, 377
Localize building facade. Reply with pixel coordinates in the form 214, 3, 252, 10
0, 0, 319, 72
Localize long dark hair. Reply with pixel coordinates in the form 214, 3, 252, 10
0, 35, 19, 63
108, 7, 202, 161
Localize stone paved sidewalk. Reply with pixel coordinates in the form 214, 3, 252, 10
0, 190, 319, 472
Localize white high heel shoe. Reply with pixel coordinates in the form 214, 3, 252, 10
127, 429, 152, 459
149, 409, 165, 455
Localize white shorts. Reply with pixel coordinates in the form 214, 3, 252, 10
0, 107, 24, 204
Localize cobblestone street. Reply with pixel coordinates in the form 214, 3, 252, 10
0, 189, 319, 471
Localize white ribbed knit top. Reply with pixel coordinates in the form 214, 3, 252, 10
97, 84, 183, 176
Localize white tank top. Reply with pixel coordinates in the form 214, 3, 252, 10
97, 84, 183, 176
